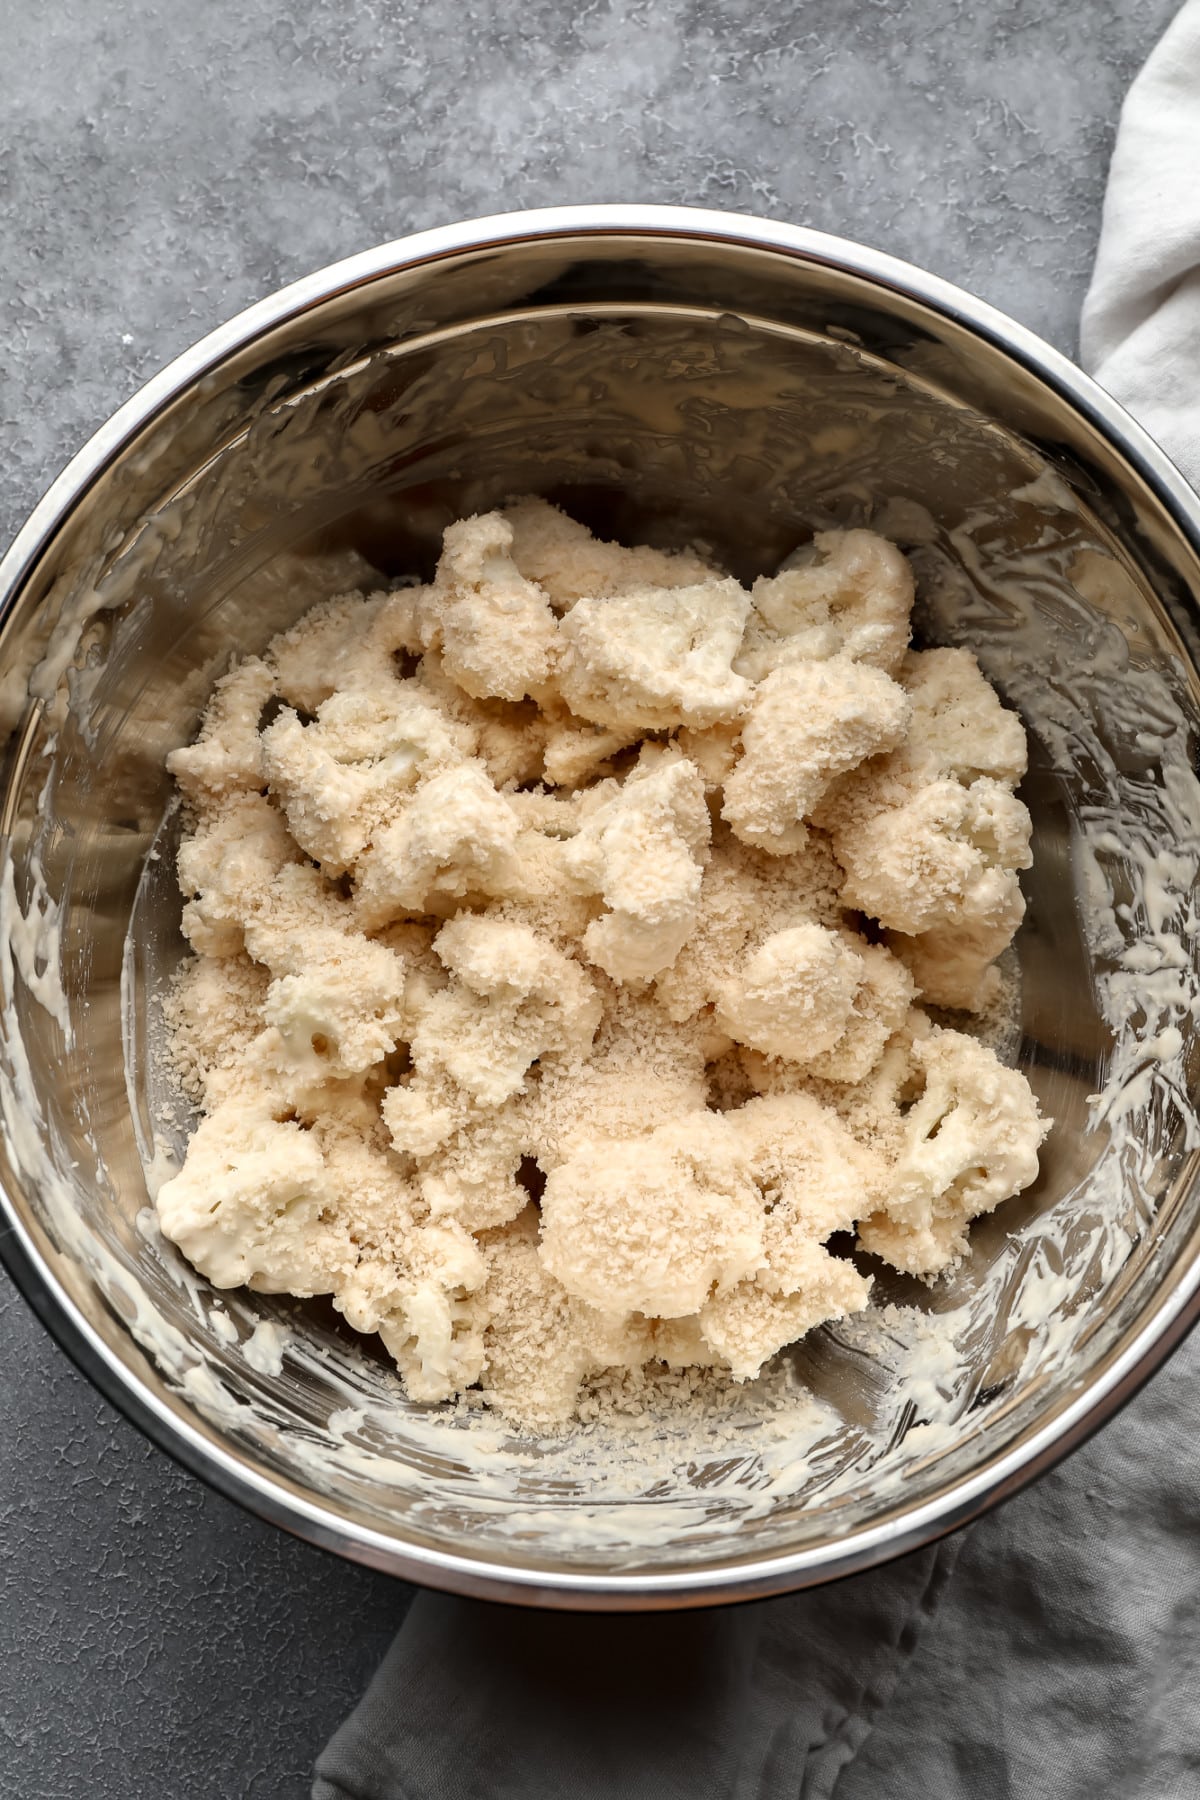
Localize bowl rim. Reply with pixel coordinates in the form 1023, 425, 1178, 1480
3, 202, 1200, 1608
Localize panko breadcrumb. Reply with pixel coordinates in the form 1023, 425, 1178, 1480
159, 499, 1048, 1429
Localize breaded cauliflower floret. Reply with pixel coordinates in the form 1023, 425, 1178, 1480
557, 578, 752, 731
414, 982, 710, 1234
540, 707, 641, 789
654, 829, 845, 1023
675, 719, 742, 792
890, 911, 1022, 1014
259, 933, 410, 1079
261, 682, 473, 872
176, 791, 301, 957
276, 1123, 488, 1405
829, 776, 1031, 939
267, 588, 424, 710
167, 656, 276, 810
816, 647, 1032, 1009
733, 1091, 891, 1273
896, 647, 1028, 786
715, 923, 860, 1060
858, 1028, 1047, 1276
735, 529, 915, 682
475, 1208, 651, 1427
741, 1003, 935, 1170
412, 1101, 532, 1235
503, 496, 717, 611
386, 915, 602, 1146
520, 983, 710, 1167
539, 1112, 765, 1318
714, 924, 914, 1083
156, 1096, 351, 1295
722, 657, 910, 855
696, 1090, 886, 1376
469, 696, 552, 789
354, 761, 522, 928
240, 860, 365, 965
228, 864, 421, 1079
341, 1216, 488, 1405
699, 1273, 870, 1383
166, 953, 271, 1107
563, 750, 711, 984
416, 513, 559, 703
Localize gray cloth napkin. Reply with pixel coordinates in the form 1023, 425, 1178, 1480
314, 9, 1200, 1794
312, 1544, 959, 1800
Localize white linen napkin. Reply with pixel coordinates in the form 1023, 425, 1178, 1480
314, 9, 1200, 1794
1082, 0, 1200, 487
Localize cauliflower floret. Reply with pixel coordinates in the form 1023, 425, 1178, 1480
731, 1091, 891, 1264
240, 860, 362, 963
563, 750, 711, 983
261, 682, 473, 872
412, 981, 710, 1233
744, 1004, 935, 1170
282, 1123, 487, 1405
655, 829, 845, 1023
354, 761, 522, 928
267, 588, 424, 711
887, 649, 1029, 1011
557, 578, 752, 731
722, 657, 910, 855
735, 529, 915, 681
889, 910, 1021, 1013
519, 983, 710, 1167
714, 924, 914, 1083
503, 496, 717, 611
676, 719, 742, 792
259, 935, 410, 1078
829, 776, 1031, 939
348, 1220, 489, 1405
227, 863, 425, 1078
540, 708, 641, 788
156, 1096, 351, 1295
696, 1090, 885, 1378
415, 512, 559, 703
897, 647, 1028, 786
413, 1102, 534, 1234
814, 646, 1032, 1006
387, 915, 602, 1132
475, 1208, 651, 1427
715, 924, 862, 1061
401, 986, 712, 1238
379, 1287, 488, 1404
698, 1268, 871, 1382
858, 1028, 1047, 1276
804, 940, 917, 1084
468, 696, 551, 788
167, 656, 276, 809
166, 953, 271, 1107
176, 791, 301, 957
539, 1112, 765, 1318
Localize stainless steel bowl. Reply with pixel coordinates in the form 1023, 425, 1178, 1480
3, 205, 1200, 1609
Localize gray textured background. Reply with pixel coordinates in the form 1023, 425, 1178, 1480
0, 1, 1183, 1795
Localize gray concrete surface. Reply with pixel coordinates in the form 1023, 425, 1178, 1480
0, 1, 1183, 1794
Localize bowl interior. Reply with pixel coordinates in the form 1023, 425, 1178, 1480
4, 224, 1200, 1601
